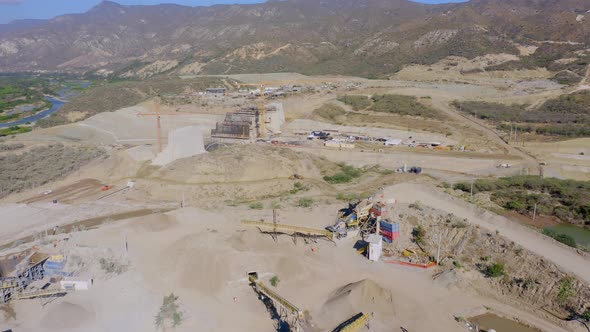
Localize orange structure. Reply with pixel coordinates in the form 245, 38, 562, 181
137, 98, 182, 153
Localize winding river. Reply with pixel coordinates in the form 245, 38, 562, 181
0, 96, 65, 129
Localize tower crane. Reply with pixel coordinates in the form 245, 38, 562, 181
240, 81, 280, 139
137, 97, 182, 153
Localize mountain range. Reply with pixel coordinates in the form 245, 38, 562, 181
0, 0, 588, 78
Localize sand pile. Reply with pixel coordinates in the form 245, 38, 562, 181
318, 279, 394, 328
40, 301, 95, 330
153, 145, 326, 183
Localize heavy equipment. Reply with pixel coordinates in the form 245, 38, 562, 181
137, 97, 182, 153
242, 220, 334, 241
327, 200, 375, 239
248, 272, 371, 332
248, 272, 304, 332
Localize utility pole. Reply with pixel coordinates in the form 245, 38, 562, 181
436, 231, 443, 265
532, 203, 538, 222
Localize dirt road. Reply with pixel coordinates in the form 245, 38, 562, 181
386, 183, 590, 284
429, 97, 538, 168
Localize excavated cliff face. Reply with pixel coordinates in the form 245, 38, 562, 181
402, 208, 590, 323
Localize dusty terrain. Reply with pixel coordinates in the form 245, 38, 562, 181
1, 70, 589, 332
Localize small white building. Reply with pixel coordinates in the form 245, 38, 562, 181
60, 278, 93, 291
367, 234, 382, 262
384, 139, 402, 146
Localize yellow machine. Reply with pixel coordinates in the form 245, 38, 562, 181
248, 272, 371, 332
248, 272, 303, 331
333, 312, 372, 332
242, 220, 334, 240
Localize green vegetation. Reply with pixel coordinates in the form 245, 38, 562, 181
38, 77, 233, 128
454, 176, 590, 225
270, 276, 280, 287
542, 229, 577, 248
337, 95, 371, 111
99, 257, 127, 275
486, 44, 589, 76
323, 163, 364, 184
249, 202, 264, 210
313, 104, 346, 122
557, 276, 575, 304
0, 126, 32, 137
453, 91, 590, 137
336, 193, 359, 201
484, 262, 505, 278
412, 225, 426, 245
0, 144, 105, 198
155, 293, 183, 330
290, 182, 309, 194
370, 94, 441, 119
298, 197, 313, 208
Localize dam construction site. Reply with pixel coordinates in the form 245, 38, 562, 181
1, 65, 590, 332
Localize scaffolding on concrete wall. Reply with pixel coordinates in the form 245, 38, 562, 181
211, 109, 259, 140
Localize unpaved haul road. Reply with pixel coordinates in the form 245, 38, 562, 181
430, 97, 538, 168
386, 183, 590, 284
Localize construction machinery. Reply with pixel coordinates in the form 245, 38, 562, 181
240, 82, 279, 139
242, 220, 334, 241
332, 312, 372, 332
248, 272, 304, 331
328, 200, 375, 239
137, 97, 182, 153
0, 252, 48, 303
248, 272, 371, 332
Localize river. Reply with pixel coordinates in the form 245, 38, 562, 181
0, 96, 65, 129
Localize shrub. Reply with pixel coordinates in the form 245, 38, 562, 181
323, 164, 363, 184
298, 198, 313, 208
249, 202, 263, 210
337, 95, 371, 111
370, 94, 442, 119
336, 193, 358, 201
554, 234, 577, 248
0, 144, 105, 198
485, 262, 505, 278
412, 225, 426, 245
313, 104, 346, 122
557, 276, 575, 304
454, 176, 590, 225
290, 182, 308, 194
543, 228, 578, 248
155, 293, 183, 330
270, 276, 280, 287
99, 257, 127, 275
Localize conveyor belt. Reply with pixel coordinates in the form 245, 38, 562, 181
242, 220, 334, 240
332, 312, 371, 332
14, 289, 67, 300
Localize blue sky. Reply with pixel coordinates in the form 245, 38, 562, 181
0, 0, 468, 24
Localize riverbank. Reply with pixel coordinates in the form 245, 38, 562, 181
0, 96, 65, 129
